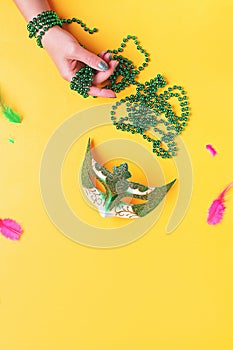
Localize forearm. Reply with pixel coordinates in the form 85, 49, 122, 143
13, 0, 51, 21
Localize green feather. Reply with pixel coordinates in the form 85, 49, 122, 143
1, 104, 22, 123
8, 137, 15, 144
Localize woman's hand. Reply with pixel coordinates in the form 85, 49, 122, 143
42, 26, 118, 98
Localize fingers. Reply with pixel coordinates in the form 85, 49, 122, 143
60, 60, 84, 82
92, 59, 118, 85
88, 86, 116, 98
68, 48, 118, 98
93, 50, 118, 84
98, 50, 108, 59
72, 46, 110, 72
99, 51, 112, 63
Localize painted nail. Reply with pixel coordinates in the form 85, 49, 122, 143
98, 61, 108, 70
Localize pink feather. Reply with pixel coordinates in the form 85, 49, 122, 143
0, 218, 23, 240
206, 144, 217, 156
207, 182, 233, 225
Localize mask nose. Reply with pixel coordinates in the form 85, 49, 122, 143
99, 210, 115, 219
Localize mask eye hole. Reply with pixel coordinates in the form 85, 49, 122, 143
120, 196, 148, 205
131, 197, 148, 205
91, 174, 107, 194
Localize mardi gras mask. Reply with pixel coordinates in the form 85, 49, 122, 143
81, 139, 176, 219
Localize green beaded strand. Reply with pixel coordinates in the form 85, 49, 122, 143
27, 10, 98, 48
109, 76, 190, 159
104, 35, 150, 93
70, 66, 94, 98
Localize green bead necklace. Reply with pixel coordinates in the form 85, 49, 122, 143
70, 66, 94, 98
27, 11, 190, 158
104, 35, 150, 93
110, 78, 190, 158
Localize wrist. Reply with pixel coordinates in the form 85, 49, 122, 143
41, 25, 63, 48
27, 10, 63, 48
27, 11, 98, 49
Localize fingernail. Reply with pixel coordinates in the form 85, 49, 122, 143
98, 61, 108, 70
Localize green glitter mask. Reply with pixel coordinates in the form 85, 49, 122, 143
81, 139, 176, 219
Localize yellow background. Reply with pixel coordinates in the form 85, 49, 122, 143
0, 0, 233, 349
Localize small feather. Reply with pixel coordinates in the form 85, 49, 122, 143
206, 144, 217, 156
2, 104, 22, 123
8, 137, 15, 144
0, 218, 23, 240
207, 182, 233, 225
